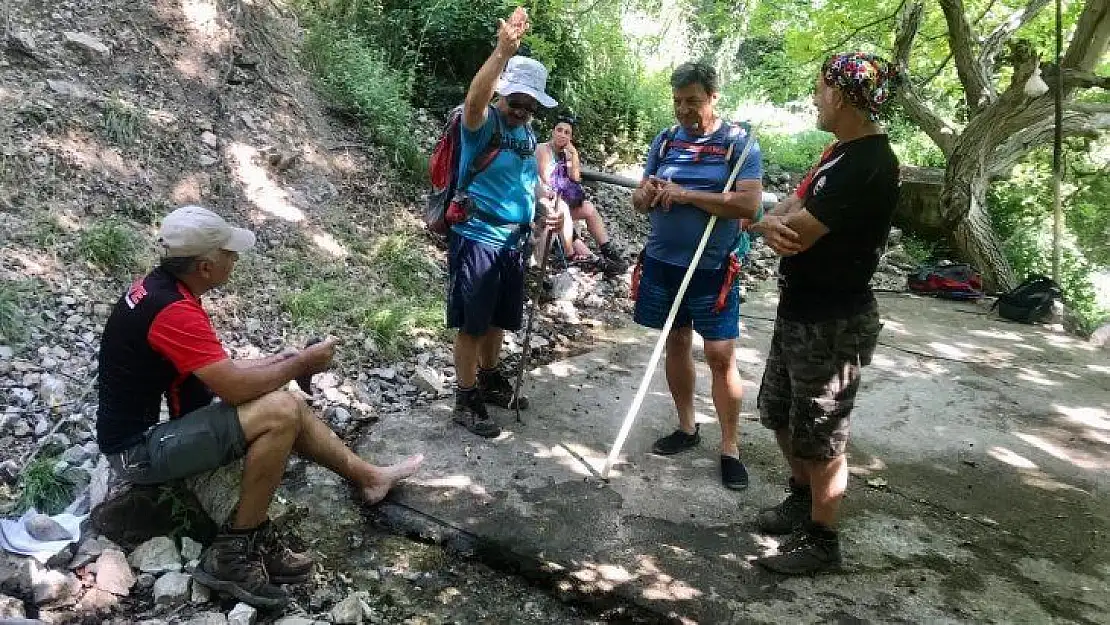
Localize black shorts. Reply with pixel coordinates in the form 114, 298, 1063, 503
107, 401, 247, 485
757, 306, 882, 460
447, 233, 526, 336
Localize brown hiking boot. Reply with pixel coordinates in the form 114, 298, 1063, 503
478, 367, 528, 410
757, 479, 812, 535
256, 520, 314, 584
192, 530, 289, 609
756, 521, 842, 576
452, 387, 501, 438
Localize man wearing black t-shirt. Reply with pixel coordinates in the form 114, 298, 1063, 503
749, 52, 902, 575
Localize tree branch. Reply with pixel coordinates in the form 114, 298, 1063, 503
806, 0, 906, 64
938, 0, 995, 113
1062, 0, 1110, 72
1045, 67, 1110, 90
988, 109, 1110, 177
977, 0, 1051, 79
917, 51, 954, 88
895, 1, 959, 155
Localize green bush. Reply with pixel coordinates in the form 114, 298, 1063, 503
77, 219, 144, 274
303, 26, 426, 178
0, 283, 26, 344
15, 457, 76, 516
758, 129, 833, 173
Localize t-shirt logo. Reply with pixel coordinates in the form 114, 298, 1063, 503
125, 280, 148, 309
813, 175, 827, 195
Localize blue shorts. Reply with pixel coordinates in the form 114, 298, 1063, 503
447, 233, 526, 336
633, 254, 740, 341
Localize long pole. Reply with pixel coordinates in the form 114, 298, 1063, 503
601, 130, 756, 480
513, 191, 560, 423
1051, 0, 1064, 282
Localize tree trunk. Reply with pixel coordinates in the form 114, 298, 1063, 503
947, 173, 1018, 292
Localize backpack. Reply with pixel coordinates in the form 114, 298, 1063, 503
424, 104, 503, 235
906, 263, 984, 300
992, 275, 1062, 323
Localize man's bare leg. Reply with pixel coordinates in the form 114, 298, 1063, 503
477, 328, 504, 370
455, 331, 482, 387
807, 455, 847, 527
703, 339, 742, 458
774, 429, 809, 485
233, 391, 304, 529
664, 327, 697, 434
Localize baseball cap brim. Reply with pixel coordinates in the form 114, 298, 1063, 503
497, 81, 558, 109
222, 227, 256, 253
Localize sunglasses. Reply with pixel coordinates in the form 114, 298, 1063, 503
506, 96, 538, 114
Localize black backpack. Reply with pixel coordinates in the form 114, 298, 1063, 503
992, 275, 1062, 323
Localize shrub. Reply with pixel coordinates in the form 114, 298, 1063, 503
77, 219, 145, 274
758, 129, 833, 173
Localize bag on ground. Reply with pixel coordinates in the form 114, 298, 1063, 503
992, 275, 1062, 323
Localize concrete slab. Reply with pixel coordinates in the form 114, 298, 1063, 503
360, 283, 1110, 624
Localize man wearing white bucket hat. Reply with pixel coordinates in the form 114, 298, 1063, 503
95, 205, 423, 608
446, 7, 560, 438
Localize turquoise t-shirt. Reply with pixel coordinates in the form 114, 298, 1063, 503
642, 122, 762, 270
450, 108, 538, 249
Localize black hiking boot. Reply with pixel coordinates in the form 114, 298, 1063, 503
256, 519, 314, 584
452, 387, 501, 438
757, 478, 812, 535
756, 521, 842, 576
720, 455, 749, 490
192, 530, 289, 609
478, 366, 528, 410
651, 425, 700, 455
599, 242, 629, 275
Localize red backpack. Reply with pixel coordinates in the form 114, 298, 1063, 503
424, 104, 502, 235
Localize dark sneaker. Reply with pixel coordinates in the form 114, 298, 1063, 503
478, 367, 528, 410
256, 520, 313, 584
756, 478, 812, 535
651, 425, 700, 455
192, 531, 289, 609
756, 522, 842, 575
598, 243, 629, 275
452, 388, 501, 438
594, 255, 628, 277
720, 455, 749, 490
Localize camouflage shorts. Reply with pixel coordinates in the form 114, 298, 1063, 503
757, 306, 882, 460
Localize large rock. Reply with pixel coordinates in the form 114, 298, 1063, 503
30, 566, 79, 605
76, 587, 119, 615
180, 536, 203, 561
0, 553, 33, 599
152, 571, 191, 606
227, 602, 257, 625
62, 31, 111, 59
25, 513, 72, 542
1090, 321, 1110, 349
94, 549, 134, 596
90, 484, 217, 550
128, 536, 181, 574
182, 610, 226, 625
184, 461, 277, 526
0, 593, 25, 618
331, 591, 371, 624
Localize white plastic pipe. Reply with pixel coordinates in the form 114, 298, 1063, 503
601, 129, 757, 480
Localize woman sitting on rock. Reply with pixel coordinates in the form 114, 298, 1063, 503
536, 116, 628, 276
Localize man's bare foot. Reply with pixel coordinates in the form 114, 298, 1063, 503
360, 454, 425, 504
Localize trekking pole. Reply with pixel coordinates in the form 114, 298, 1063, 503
512, 191, 560, 423
601, 130, 757, 480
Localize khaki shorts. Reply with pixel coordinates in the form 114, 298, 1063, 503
107, 401, 247, 485
757, 306, 882, 460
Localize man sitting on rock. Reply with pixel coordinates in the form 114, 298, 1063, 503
95, 205, 424, 608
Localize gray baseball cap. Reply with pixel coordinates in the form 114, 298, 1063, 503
157, 205, 256, 258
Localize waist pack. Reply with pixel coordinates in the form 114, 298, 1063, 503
907, 263, 984, 300
991, 275, 1062, 323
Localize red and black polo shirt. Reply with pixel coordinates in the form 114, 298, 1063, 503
96, 268, 228, 454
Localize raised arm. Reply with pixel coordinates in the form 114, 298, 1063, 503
462, 8, 529, 131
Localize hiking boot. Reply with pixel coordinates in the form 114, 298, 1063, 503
256, 520, 314, 584
756, 478, 812, 535
478, 367, 528, 410
651, 425, 700, 455
756, 522, 842, 575
720, 455, 749, 490
192, 530, 289, 609
598, 242, 629, 275
452, 387, 501, 438
594, 254, 627, 277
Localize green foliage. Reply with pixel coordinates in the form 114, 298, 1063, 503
77, 219, 145, 274
156, 484, 196, 540
15, 457, 75, 516
101, 94, 142, 145
0, 283, 26, 344
989, 148, 1108, 334
302, 25, 426, 177
901, 234, 938, 265
758, 130, 832, 173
